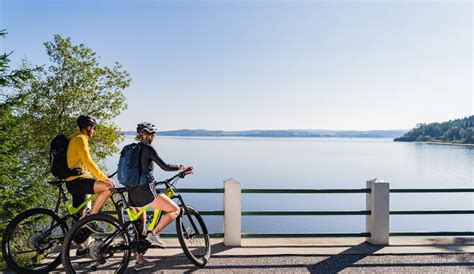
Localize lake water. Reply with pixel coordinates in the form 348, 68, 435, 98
104, 136, 474, 235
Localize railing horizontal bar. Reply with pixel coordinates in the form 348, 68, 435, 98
111, 188, 474, 194
242, 211, 370, 216
101, 210, 224, 215
104, 210, 474, 216
160, 233, 224, 238
199, 211, 224, 216
391, 189, 474, 193
242, 233, 370, 238
391, 210, 474, 215
170, 188, 224, 193
390, 231, 474, 236
242, 189, 370, 194
152, 188, 474, 194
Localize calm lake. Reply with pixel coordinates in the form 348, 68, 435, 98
104, 136, 474, 235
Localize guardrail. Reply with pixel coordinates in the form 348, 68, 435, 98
238, 188, 372, 240
388, 188, 474, 237
107, 179, 474, 246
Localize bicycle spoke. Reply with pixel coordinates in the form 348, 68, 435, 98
5, 210, 65, 271
62, 214, 131, 273
176, 206, 210, 266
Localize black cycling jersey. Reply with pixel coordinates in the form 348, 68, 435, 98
138, 142, 179, 183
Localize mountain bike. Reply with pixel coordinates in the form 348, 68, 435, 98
61, 167, 210, 273
1, 173, 122, 273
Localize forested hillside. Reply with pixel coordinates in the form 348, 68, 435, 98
394, 116, 474, 144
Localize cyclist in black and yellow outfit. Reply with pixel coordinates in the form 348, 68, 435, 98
66, 115, 116, 216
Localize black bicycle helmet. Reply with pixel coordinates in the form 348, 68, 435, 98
77, 115, 98, 129
137, 122, 157, 134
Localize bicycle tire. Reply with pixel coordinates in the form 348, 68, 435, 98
2, 208, 68, 273
176, 206, 211, 267
61, 213, 131, 274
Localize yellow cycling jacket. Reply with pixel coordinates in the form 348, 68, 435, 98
66, 132, 107, 181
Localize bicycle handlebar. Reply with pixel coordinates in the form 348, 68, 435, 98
155, 167, 193, 186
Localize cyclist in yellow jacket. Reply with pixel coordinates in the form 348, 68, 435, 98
66, 115, 115, 216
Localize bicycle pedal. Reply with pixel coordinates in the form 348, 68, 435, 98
149, 244, 166, 249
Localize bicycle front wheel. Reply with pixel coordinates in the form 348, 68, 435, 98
176, 206, 210, 267
2, 208, 67, 273
61, 214, 131, 274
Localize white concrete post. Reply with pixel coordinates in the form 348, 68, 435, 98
366, 179, 390, 245
224, 178, 241, 246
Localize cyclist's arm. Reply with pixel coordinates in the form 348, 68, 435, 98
147, 146, 179, 172
75, 136, 108, 180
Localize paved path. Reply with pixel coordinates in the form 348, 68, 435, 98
52, 237, 474, 273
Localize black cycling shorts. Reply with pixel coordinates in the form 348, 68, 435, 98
128, 183, 160, 207
66, 178, 96, 208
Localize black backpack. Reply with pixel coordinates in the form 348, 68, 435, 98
50, 134, 83, 179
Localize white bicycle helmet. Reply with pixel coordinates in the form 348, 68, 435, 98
137, 122, 157, 134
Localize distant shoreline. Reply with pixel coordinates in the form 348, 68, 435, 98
424, 141, 474, 148
121, 129, 408, 139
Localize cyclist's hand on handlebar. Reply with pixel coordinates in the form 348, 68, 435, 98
106, 178, 116, 187
178, 165, 193, 174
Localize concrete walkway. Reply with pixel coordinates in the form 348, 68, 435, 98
53, 237, 474, 273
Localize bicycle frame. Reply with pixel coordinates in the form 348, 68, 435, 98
52, 177, 123, 226
123, 185, 177, 232
66, 168, 211, 271
108, 173, 198, 243
53, 182, 98, 217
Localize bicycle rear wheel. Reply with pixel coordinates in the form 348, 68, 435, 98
2, 208, 67, 273
176, 206, 210, 267
61, 214, 131, 273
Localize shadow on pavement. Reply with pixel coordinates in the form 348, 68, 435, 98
55, 239, 474, 273
124, 242, 232, 273
427, 237, 474, 253
307, 242, 383, 273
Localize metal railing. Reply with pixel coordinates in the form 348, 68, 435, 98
239, 188, 371, 238
106, 184, 474, 242
388, 188, 474, 237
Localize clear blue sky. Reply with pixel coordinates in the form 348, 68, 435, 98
1, 0, 472, 131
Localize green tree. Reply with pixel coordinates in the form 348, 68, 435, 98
16, 35, 131, 174
0, 29, 40, 270
464, 128, 474, 144
0, 30, 35, 88
0, 33, 131, 270
395, 116, 474, 144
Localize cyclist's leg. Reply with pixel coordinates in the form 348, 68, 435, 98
148, 194, 180, 234
71, 193, 87, 217
66, 180, 90, 251
66, 180, 89, 216
91, 179, 114, 214
133, 209, 146, 263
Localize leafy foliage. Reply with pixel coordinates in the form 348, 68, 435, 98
0, 30, 42, 271
394, 116, 474, 144
0, 30, 36, 88
15, 35, 131, 175
0, 32, 131, 270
